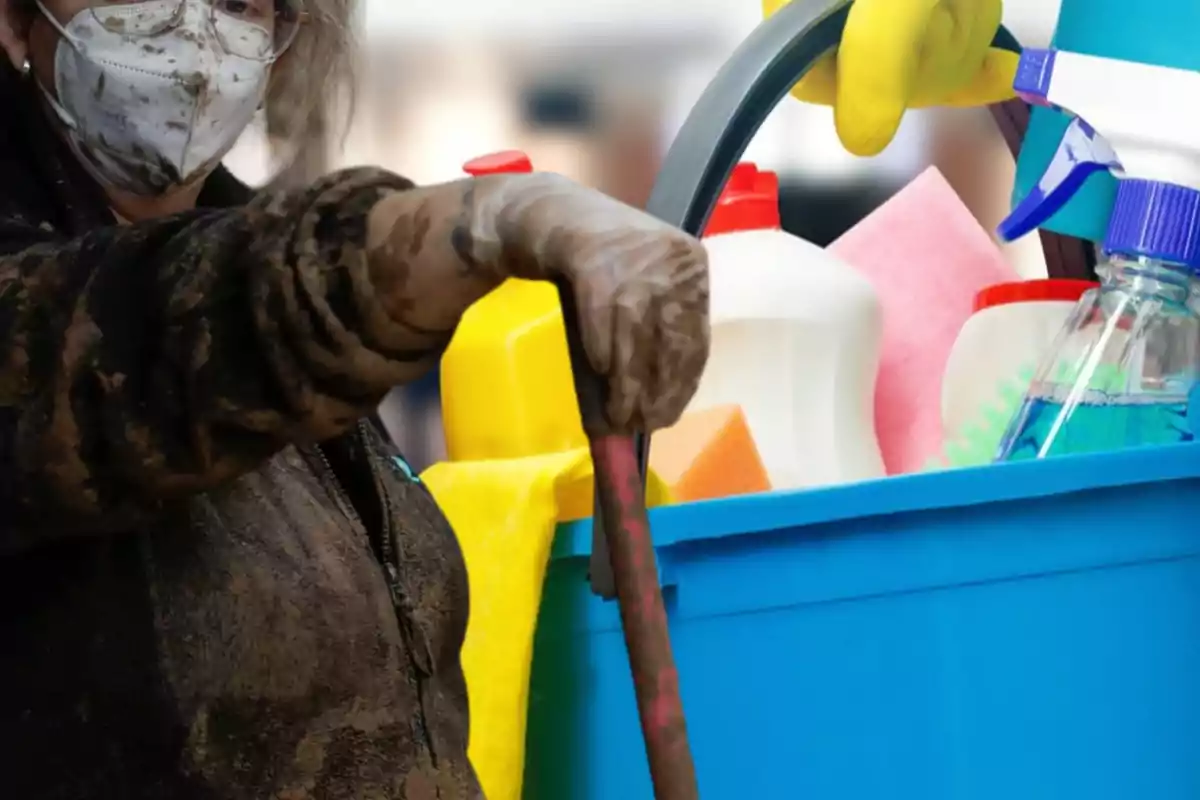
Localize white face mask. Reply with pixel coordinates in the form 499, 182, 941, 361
36, 0, 272, 196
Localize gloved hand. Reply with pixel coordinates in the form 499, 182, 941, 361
369, 172, 710, 435
763, 0, 1020, 156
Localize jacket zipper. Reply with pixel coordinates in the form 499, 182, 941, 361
315, 420, 437, 762
314, 421, 400, 596
313, 438, 361, 529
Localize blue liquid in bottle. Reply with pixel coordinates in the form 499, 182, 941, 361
993, 251, 1200, 464
1002, 397, 1193, 461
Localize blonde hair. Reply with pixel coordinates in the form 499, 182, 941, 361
264, 0, 359, 186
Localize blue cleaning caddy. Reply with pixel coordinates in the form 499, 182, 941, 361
526, 444, 1200, 798
522, 0, 1200, 796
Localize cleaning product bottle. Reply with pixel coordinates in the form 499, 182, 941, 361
681, 162, 885, 488
439, 151, 587, 462
939, 279, 1097, 468
995, 48, 1200, 460
441, 151, 759, 510
1012, 0, 1200, 244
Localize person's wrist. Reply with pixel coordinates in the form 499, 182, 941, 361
462, 172, 578, 282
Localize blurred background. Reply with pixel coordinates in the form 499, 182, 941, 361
221, 0, 1065, 465
225, 0, 1062, 277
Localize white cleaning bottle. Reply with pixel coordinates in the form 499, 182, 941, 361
683, 163, 885, 489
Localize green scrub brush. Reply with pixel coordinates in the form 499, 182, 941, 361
926, 368, 1034, 471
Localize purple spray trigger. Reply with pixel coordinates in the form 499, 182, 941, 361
998, 116, 1121, 241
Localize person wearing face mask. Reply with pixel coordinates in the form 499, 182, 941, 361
0, 1, 709, 797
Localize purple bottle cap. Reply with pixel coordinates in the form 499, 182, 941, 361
1104, 180, 1200, 269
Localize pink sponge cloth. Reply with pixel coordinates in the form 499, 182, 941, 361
830, 167, 1020, 475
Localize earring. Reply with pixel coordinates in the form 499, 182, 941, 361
20, 58, 32, 78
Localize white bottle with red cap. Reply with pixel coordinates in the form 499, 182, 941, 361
683, 163, 885, 490
940, 278, 1098, 459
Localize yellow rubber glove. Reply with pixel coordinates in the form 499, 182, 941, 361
763, 0, 1020, 156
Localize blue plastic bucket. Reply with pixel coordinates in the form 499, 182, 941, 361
525, 443, 1200, 798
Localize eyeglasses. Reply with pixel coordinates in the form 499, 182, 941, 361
84, 0, 307, 61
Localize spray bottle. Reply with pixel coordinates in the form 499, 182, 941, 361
994, 47, 1200, 460
1012, 0, 1200, 244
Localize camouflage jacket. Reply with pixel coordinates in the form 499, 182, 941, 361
0, 69, 480, 798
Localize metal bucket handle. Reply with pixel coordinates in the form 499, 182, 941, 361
587, 0, 1095, 597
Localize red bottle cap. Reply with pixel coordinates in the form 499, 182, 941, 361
974, 279, 1098, 312
462, 150, 534, 176
703, 162, 782, 237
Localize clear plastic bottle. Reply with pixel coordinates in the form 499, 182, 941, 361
996, 256, 1200, 460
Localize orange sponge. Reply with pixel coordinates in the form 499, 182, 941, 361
650, 404, 771, 502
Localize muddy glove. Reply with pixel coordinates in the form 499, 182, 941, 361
763, 0, 1020, 156
367, 172, 710, 435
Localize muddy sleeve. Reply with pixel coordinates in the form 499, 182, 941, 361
0, 167, 444, 548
